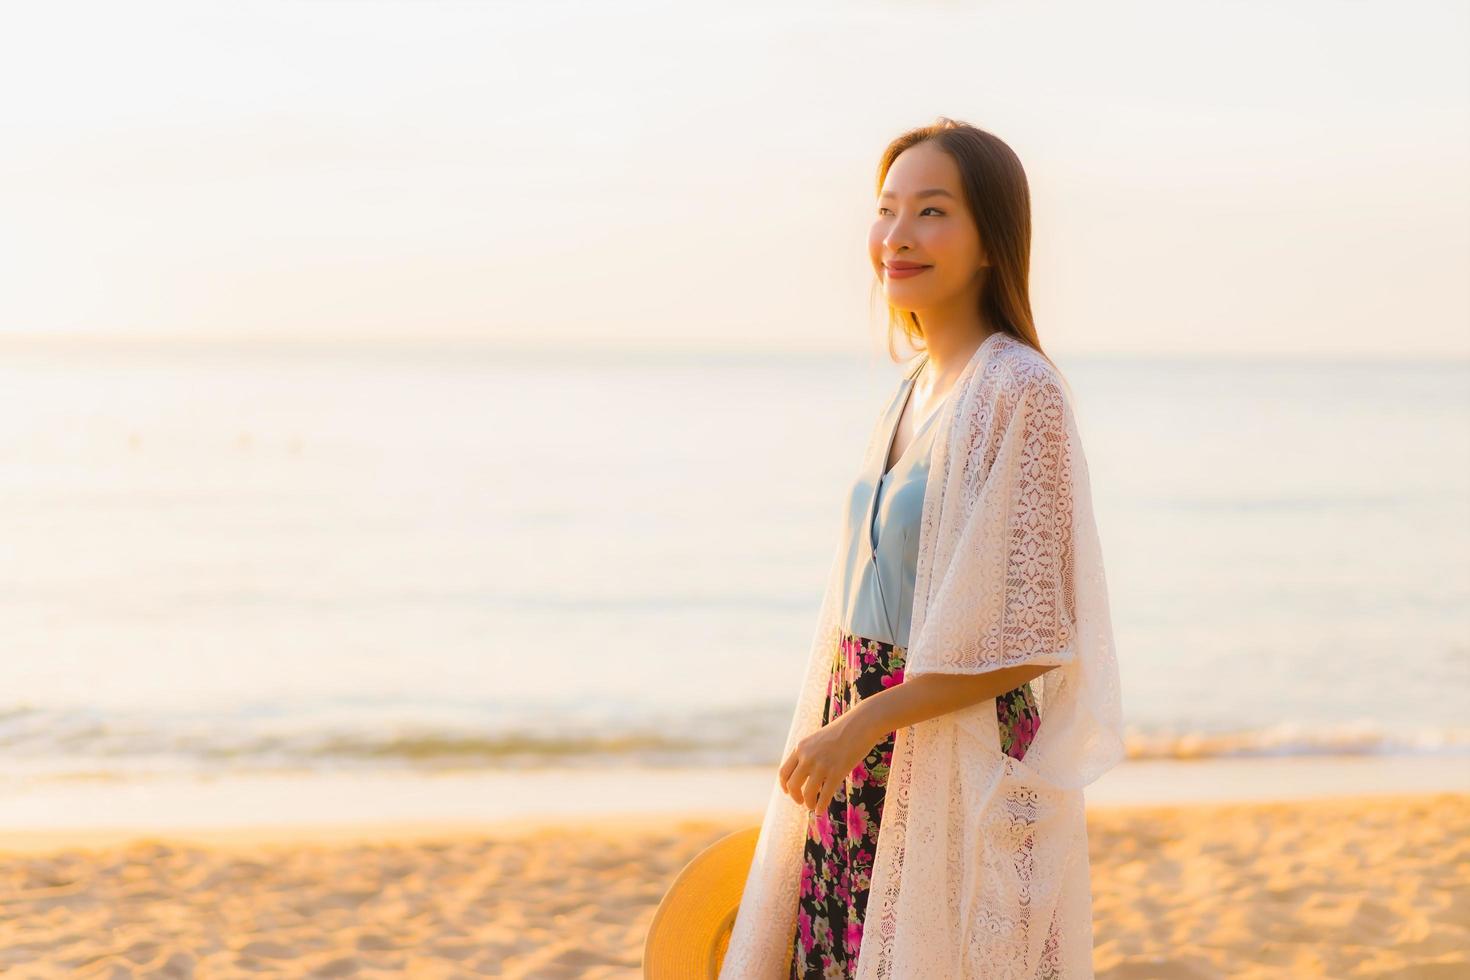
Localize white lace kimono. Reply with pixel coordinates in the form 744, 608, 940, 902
719, 331, 1126, 979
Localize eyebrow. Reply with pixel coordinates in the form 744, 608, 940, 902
878, 188, 957, 200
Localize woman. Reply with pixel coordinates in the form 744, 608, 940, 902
718, 119, 1126, 980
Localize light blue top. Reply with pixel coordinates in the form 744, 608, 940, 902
836, 354, 951, 648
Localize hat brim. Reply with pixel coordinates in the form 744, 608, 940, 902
643, 824, 797, 978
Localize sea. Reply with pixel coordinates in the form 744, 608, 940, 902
1, 340, 1466, 828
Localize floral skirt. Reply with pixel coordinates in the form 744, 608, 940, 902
789, 630, 1041, 979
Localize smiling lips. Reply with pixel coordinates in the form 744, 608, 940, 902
885, 260, 931, 280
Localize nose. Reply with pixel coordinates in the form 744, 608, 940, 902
882, 216, 916, 254
876, 221, 911, 252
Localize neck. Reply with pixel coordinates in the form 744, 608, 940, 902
912, 294, 1000, 382
918, 324, 1001, 389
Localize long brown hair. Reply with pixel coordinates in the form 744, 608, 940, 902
870, 117, 1050, 365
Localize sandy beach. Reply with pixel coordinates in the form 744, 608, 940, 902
0, 791, 1463, 979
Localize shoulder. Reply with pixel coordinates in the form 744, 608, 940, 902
973, 334, 1070, 422
987, 333, 1064, 393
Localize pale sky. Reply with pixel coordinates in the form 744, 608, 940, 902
2, 0, 1466, 357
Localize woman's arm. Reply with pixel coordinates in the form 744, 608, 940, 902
778, 662, 1058, 812
845, 663, 1053, 749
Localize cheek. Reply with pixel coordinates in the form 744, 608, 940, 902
922, 221, 971, 263
928, 225, 985, 287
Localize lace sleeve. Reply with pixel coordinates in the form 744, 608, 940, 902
909, 364, 1077, 676
989, 370, 1076, 668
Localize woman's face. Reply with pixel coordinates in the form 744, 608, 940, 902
868, 141, 988, 314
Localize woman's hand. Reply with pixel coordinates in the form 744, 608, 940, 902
778, 713, 874, 814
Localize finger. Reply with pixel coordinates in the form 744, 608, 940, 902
785, 760, 810, 806
779, 749, 801, 794
803, 772, 825, 812
819, 774, 844, 814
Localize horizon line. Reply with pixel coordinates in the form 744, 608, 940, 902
0, 332, 1464, 365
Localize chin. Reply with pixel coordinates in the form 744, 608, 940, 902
885, 286, 936, 306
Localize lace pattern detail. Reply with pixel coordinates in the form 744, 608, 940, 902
912, 338, 1078, 677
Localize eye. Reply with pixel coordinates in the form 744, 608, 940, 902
876, 206, 945, 216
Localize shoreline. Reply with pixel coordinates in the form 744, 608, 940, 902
1, 754, 1464, 845
0, 789, 1463, 857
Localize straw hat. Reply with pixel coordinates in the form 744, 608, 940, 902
643, 825, 797, 978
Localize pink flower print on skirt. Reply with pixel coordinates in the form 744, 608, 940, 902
789, 630, 1041, 979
